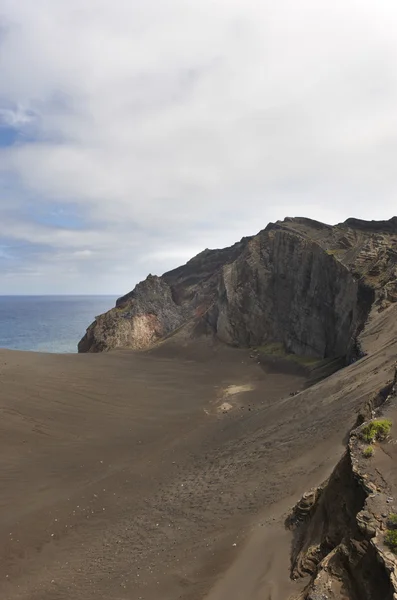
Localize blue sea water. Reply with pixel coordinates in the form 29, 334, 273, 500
0, 296, 116, 353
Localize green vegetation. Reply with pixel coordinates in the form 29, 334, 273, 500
388, 513, 397, 528
256, 343, 286, 356
256, 343, 320, 366
287, 354, 321, 366
326, 248, 343, 256
384, 514, 397, 553
385, 529, 397, 553
361, 419, 392, 443
362, 445, 374, 458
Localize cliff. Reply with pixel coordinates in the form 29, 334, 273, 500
78, 216, 397, 356
286, 367, 397, 600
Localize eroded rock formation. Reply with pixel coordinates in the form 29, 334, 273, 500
78, 216, 397, 355
286, 369, 397, 600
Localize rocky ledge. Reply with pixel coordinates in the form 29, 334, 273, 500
286, 367, 397, 600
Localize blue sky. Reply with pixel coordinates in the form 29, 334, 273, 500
1, 0, 397, 294
0, 125, 19, 147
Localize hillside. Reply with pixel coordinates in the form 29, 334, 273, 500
78, 216, 397, 359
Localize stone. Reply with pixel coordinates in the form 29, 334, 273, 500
78, 216, 397, 354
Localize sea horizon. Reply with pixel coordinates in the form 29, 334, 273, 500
0, 295, 117, 353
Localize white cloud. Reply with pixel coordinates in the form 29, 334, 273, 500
0, 105, 34, 127
0, 0, 397, 293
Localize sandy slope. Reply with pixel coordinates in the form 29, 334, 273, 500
0, 306, 396, 600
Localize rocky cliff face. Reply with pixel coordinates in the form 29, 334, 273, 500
207, 225, 359, 357
286, 368, 397, 600
78, 216, 397, 356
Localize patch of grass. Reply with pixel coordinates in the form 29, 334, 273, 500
362, 445, 374, 458
385, 529, 397, 553
388, 513, 397, 529
255, 344, 319, 366
256, 343, 286, 356
361, 419, 392, 443
289, 354, 320, 366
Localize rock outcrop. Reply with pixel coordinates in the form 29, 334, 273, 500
286, 368, 397, 600
206, 226, 360, 357
78, 216, 397, 355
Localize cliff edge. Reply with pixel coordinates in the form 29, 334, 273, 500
78, 217, 397, 357
286, 367, 397, 600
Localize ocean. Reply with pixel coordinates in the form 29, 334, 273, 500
0, 296, 116, 353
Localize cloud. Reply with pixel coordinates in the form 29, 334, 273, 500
0, 105, 34, 127
0, 0, 397, 293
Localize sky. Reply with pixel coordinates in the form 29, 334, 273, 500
1, 0, 397, 294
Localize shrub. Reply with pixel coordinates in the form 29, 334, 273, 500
361, 419, 392, 443
385, 529, 397, 553
362, 445, 374, 458
256, 343, 319, 366
388, 514, 397, 529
